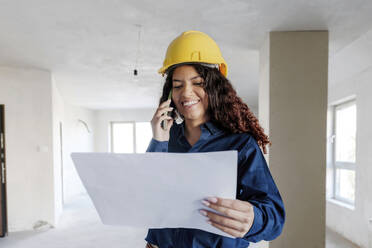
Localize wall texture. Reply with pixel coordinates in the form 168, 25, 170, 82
0, 66, 55, 231
0, 67, 97, 230
52, 80, 64, 224
327, 28, 372, 248
61, 103, 95, 204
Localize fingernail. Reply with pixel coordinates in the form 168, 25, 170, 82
206, 220, 212, 225
199, 210, 207, 216
201, 200, 210, 206
207, 197, 218, 203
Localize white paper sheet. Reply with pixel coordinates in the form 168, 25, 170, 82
71, 151, 237, 238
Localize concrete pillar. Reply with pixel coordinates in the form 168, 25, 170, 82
259, 31, 328, 248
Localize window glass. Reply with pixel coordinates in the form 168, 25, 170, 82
335, 168, 355, 202
135, 122, 153, 153
112, 123, 134, 153
335, 104, 356, 163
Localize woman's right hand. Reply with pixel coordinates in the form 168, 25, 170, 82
151, 99, 174, 141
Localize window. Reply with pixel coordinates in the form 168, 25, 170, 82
329, 100, 357, 205
110, 122, 152, 153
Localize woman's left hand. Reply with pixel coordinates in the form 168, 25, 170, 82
199, 197, 255, 238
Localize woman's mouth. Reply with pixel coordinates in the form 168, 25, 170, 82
182, 100, 200, 108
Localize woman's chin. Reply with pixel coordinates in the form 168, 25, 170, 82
183, 114, 207, 123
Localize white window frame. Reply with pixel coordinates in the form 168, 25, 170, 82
330, 99, 356, 206
110, 121, 152, 154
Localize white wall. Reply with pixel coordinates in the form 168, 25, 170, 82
0, 66, 55, 231
327, 28, 372, 248
52, 99, 151, 204
61, 103, 95, 204
0, 67, 96, 231
95, 109, 155, 153
52, 80, 64, 224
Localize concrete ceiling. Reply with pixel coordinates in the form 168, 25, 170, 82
1, 0, 372, 110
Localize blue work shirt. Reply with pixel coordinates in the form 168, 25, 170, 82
145, 121, 285, 248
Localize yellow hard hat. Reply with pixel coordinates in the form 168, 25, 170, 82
158, 30, 228, 77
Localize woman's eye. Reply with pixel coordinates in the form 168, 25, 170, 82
173, 85, 182, 89
193, 82, 204, 86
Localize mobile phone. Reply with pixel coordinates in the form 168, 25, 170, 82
161, 90, 173, 130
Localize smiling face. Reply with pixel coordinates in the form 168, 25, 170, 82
171, 65, 209, 125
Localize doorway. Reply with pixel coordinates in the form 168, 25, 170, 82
0, 105, 7, 237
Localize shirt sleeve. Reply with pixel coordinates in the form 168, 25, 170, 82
146, 138, 169, 152
237, 136, 285, 242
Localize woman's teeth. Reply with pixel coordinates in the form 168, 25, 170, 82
183, 100, 199, 106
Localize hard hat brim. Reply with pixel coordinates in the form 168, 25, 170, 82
158, 62, 228, 77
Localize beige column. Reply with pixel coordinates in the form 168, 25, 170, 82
259, 31, 328, 248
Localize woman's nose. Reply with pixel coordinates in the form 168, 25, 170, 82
181, 82, 194, 96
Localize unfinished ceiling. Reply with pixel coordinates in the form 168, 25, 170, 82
0, 0, 372, 109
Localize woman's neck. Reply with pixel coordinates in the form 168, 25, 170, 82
184, 118, 209, 146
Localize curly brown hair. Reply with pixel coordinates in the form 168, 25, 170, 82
159, 63, 271, 154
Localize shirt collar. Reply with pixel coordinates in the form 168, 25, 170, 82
176, 120, 224, 140
201, 121, 224, 136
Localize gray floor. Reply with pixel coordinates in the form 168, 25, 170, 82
326, 227, 360, 248
0, 194, 361, 248
0, 194, 148, 248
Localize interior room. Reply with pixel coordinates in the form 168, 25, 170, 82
0, 0, 371, 247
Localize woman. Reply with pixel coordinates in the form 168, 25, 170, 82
146, 31, 285, 248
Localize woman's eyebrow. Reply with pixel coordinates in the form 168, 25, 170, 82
172, 76, 202, 82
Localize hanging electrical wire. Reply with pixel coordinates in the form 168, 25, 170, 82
134, 24, 142, 77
